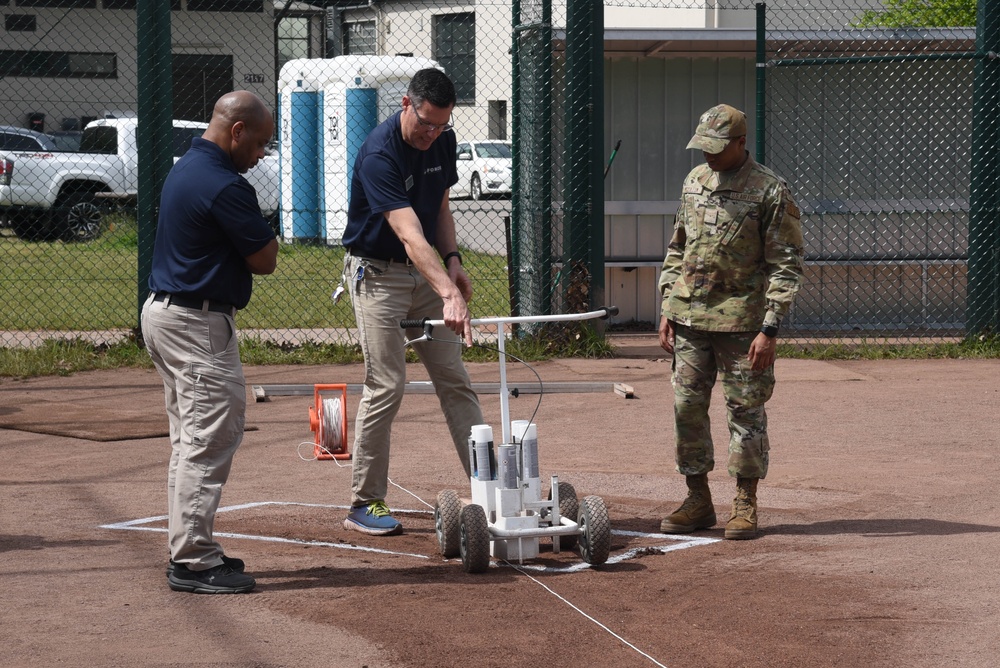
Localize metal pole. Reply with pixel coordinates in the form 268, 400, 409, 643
136, 0, 173, 333
564, 0, 604, 313
968, 0, 1000, 334
511, 0, 552, 321
755, 2, 766, 164
589, 0, 605, 316
511, 0, 522, 316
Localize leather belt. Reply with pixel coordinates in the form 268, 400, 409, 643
348, 249, 413, 265
152, 292, 235, 316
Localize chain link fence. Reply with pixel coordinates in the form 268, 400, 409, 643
1, 0, 997, 349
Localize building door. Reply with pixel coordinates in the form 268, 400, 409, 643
172, 54, 233, 122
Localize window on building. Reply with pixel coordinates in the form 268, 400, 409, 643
5, 14, 36, 31
0, 50, 116, 78
278, 16, 311, 71
343, 20, 376, 55
17, 0, 95, 7
103, 1, 182, 8
433, 12, 475, 104
187, 0, 263, 11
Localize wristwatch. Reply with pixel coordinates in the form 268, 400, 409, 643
760, 324, 779, 338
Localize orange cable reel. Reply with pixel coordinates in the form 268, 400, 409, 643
308, 384, 350, 460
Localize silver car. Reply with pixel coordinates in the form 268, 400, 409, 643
453, 140, 512, 200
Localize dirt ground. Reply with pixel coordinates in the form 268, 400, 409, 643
2, 338, 999, 668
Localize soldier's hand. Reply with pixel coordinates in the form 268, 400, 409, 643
658, 316, 675, 354
747, 332, 777, 370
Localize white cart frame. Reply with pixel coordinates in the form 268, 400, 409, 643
402, 307, 617, 573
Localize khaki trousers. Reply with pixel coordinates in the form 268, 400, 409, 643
346, 254, 483, 506
141, 294, 246, 570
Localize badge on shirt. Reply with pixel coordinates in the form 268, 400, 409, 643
405, 175, 414, 191
704, 207, 718, 234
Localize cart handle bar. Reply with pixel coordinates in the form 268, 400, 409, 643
400, 306, 618, 332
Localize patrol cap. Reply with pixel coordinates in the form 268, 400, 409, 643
686, 104, 747, 154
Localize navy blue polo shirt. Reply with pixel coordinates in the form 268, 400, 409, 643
148, 137, 274, 309
342, 111, 458, 260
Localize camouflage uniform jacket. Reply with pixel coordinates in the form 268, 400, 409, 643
658, 154, 805, 332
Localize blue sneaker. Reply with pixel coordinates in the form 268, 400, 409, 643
343, 500, 403, 536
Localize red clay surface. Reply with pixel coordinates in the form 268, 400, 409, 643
2, 342, 999, 667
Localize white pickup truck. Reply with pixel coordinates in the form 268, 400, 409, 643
0, 117, 279, 242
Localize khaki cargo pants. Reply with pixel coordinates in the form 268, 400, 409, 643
346, 253, 484, 506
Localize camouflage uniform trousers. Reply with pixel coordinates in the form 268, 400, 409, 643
671, 324, 775, 479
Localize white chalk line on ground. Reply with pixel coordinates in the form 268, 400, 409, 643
102, 500, 719, 668
505, 560, 671, 668
100, 500, 717, 569
100, 501, 433, 560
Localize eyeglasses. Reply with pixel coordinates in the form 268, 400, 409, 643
412, 105, 453, 132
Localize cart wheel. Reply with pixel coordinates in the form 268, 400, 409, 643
577, 495, 611, 566
435, 489, 462, 558
459, 504, 491, 573
548, 481, 579, 550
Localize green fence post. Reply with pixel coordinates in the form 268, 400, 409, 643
968, 0, 1000, 335
588, 0, 605, 316
511, 0, 521, 318
512, 0, 553, 320
135, 0, 174, 331
755, 2, 766, 164
564, 0, 604, 314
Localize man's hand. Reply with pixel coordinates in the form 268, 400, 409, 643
658, 316, 675, 354
449, 264, 473, 303
747, 332, 777, 370
442, 294, 474, 347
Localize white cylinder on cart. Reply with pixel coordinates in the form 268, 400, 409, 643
512, 420, 539, 480
470, 424, 495, 481
497, 444, 518, 489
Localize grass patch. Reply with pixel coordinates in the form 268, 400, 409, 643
778, 334, 1000, 360
3, 331, 999, 381
0, 337, 154, 379
0, 322, 616, 380
0, 214, 511, 332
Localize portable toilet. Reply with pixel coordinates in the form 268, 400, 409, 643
278, 55, 440, 244
278, 76, 323, 242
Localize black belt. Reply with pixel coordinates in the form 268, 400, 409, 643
152, 292, 235, 315
348, 249, 413, 265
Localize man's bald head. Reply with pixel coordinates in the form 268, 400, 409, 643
209, 90, 271, 132
202, 90, 274, 174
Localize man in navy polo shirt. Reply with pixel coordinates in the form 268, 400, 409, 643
142, 90, 278, 593
341, 68, 484, 536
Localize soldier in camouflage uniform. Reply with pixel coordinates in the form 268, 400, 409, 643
658, 104, 804, 540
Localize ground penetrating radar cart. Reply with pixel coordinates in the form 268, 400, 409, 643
400, 307, 618, 573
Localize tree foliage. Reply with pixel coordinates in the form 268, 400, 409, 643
852, 0, 976, 28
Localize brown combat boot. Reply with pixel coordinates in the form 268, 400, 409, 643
660, 474, 716, 533
724, 477, 759, 540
